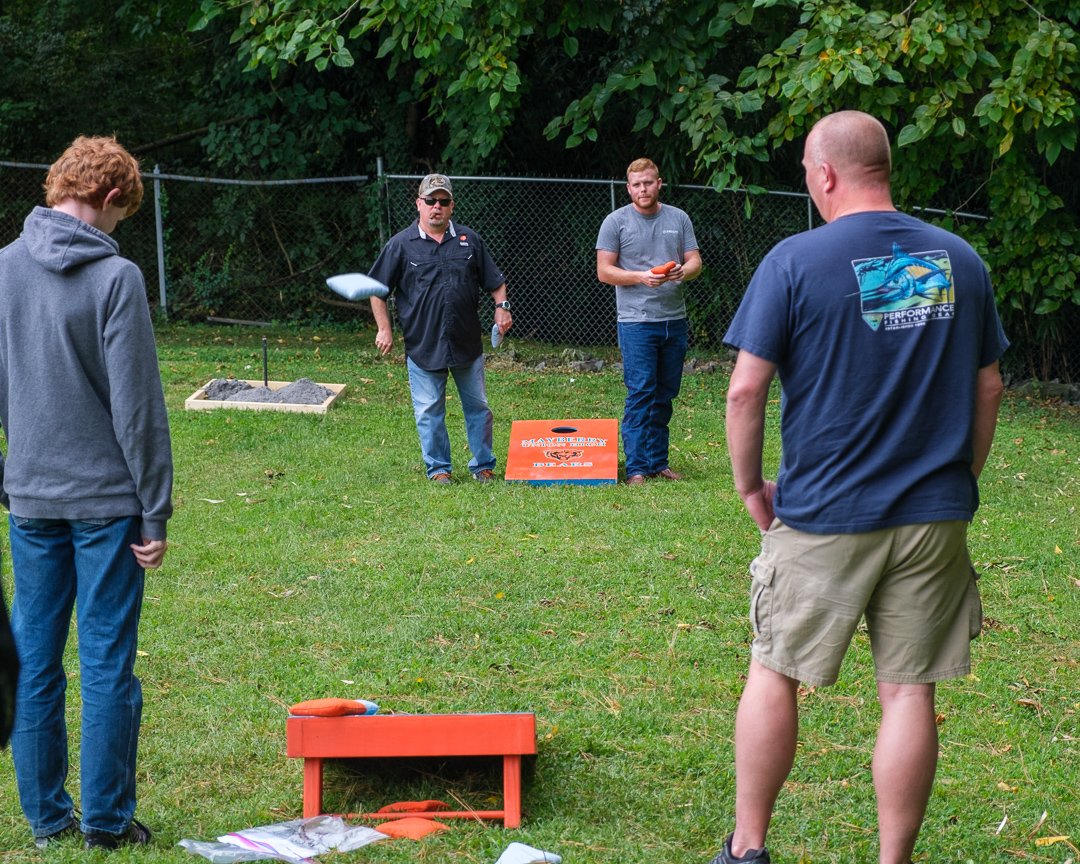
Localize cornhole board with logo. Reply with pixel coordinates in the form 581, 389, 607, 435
504, 419, 618, 485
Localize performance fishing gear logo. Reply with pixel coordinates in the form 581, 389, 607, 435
851, 243, 955, 332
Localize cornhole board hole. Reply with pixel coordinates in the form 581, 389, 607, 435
184, 380, 346, 414
504, 419, 618, 485
286, 712, 537, 827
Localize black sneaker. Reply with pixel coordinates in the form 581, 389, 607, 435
34, 823, 81, 849
709, 833, 771, 864
84, 819, 152, 850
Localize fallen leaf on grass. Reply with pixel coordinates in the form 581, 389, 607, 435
1035, 836, 1071, 847
198, 498, 225, 504
997, 781, 1018, 792
1017, 698, 1042, 711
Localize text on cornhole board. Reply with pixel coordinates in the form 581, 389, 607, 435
505, 419, 618, 485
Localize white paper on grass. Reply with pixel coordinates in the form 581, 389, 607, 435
494, 842, 563, 864
325, 273, 390, 300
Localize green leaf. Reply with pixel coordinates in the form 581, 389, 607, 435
897, 124, 924, 147
564, 36, 579, 57
851, 62, 874, 86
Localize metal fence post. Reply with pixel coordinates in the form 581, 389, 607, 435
153, 165, 167, 319
377, 156, 387, 248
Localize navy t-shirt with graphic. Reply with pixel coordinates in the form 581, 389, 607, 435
724, 210, 1009, 534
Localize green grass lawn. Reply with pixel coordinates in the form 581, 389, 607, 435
1, 323, 1077, 863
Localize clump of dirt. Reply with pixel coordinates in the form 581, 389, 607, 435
204, 378, 332, 405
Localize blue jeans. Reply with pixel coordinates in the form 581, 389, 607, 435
407, 354, 495, 477
9, 515, 145, 839
618, 319, 688, 477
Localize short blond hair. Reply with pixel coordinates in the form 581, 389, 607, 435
44, 136, 144, 217
626, 157, 659, 179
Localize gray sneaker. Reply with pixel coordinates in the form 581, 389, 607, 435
34, 822, 81, 849
709, 833, 771, 864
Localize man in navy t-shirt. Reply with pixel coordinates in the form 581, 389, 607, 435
712, 112, 1007, 864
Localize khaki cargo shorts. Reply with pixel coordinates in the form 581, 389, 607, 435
748, 520, 982, 686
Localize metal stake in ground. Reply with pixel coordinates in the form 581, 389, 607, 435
262, 336, 269, 388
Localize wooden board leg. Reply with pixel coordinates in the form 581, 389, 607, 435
502, 754, 522, 828
302, 757, 324, 817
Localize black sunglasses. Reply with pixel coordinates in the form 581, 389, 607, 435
422, 197, 452, 207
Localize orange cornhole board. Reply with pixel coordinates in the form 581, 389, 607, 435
286, 712, 537, 828
504, 419, 618, 485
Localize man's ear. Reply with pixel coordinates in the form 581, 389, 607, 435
819, 163, 836, 194
103, 188, 123, 209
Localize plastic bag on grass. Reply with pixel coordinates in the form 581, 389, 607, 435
179, 815, 388, 863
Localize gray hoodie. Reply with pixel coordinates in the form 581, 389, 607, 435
0, 206, 173, 539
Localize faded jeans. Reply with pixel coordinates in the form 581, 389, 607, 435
406, 354, 495, 477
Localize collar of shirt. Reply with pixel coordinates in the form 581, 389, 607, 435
416, 219, 456, 241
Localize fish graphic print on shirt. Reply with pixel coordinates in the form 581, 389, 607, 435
851, 242, 955, 332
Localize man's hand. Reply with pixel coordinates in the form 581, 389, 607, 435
741, 481, 777, 533
494, 308, 513, 336
375, 327, 393, 356
639, 270, 669, 288
131, 538, 167, 569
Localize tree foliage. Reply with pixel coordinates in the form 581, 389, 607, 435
1, 1, 1076, 372
192, 0, 1080, 374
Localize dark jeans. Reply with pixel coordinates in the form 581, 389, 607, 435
9, 515, 145, 838
618, 318, 688, 476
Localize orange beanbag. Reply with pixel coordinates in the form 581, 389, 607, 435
373, 817, 450, 840
288, 698, 377, 717
377, 800, 450, 814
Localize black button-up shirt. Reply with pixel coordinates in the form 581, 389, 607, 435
369, 220, 506, 371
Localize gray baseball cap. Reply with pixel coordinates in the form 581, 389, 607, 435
418, 173, 453, 198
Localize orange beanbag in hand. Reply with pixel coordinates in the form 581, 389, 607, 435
650, 260, 677, 275
288, 698, 378, 717
373, 817, 450, 840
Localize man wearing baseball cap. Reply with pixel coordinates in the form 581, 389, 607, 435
368, 173, 512, 484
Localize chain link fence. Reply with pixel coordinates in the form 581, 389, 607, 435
379, 173, 812, 350
1, 160, 1076, 380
